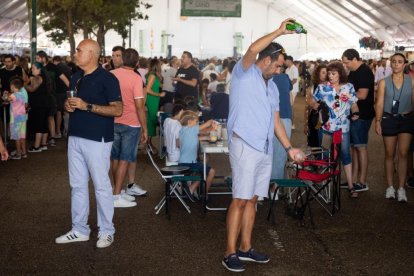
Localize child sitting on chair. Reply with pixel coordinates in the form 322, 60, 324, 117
178, 110, 216, 201
164, 103, 186, 163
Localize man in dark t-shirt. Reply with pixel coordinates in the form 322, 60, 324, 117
36, 51, 70, 145
342, 49, 375, 192
0, 54, 25, 133
52, 56, 72, 138
172, 51, 199, 101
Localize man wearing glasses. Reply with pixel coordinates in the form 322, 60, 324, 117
223, 19, 304, 272
56, 39, 122, 248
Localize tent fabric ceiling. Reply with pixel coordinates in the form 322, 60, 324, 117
259, 0, 414, 48
0, 0, 31, 41
0, 0, 413, 51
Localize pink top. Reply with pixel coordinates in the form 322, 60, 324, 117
112, 68, 144, 127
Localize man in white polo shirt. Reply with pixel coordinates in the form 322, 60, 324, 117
222, 19, 304, 272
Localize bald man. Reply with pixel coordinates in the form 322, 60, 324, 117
56, 39, 122, 248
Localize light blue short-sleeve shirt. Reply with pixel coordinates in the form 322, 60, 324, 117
227, 60, 280, 153
178, 125, 199, 163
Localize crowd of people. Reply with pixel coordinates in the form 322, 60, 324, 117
1, 18, 414, 273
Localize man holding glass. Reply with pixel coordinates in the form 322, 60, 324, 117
55, 39, 122, 248
223, 19, 304, 272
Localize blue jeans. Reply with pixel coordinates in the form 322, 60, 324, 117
111, 123, 141, 162
271, 118, 292, 179
68, 136, 115, 236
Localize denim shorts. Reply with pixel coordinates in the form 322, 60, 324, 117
111, 124, 141, 162
178, 162, 211, 176
350, 119, 372, 147
321, 130, 352, 166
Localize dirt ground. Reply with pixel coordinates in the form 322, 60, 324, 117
0, 95, 413, 275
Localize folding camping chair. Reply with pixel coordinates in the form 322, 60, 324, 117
267, 130, 342, 225
146, 145, 203, 217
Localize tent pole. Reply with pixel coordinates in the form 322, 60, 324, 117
31, 0, 37, 63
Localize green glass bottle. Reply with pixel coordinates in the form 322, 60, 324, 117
286, 21, 307, 34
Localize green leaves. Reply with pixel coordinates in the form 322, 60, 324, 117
37, 0, 152, 55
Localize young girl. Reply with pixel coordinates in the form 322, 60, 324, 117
178, 110, 216, 201
4, 77, 28, 159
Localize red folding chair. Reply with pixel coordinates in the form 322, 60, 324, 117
267, 130, 342, 225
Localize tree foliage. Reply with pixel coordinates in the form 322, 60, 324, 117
37, 0, 151, 56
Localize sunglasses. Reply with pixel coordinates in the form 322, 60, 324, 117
270, 48, 286, 55
75, 77, 83, 92
334, 95, 340, 108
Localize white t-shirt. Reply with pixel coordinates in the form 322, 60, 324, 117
286, 65, 299, 94
164, 118, 182, 162
208, 80, 219, 93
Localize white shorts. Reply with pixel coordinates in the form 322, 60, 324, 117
229, 136, 272, 199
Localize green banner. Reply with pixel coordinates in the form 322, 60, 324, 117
181, 0, 241, 17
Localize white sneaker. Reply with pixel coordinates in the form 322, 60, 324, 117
121, 190, 136, 202
56, 230, 89, 244
96, 233, 114, 248
126, 183, 147, 196
114, 196, 137, 208
385, 186, 396, 199
397, 187, 408, 202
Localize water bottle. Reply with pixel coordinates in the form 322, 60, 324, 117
286, 21, 307, 34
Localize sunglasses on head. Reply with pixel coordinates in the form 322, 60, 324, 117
270, 48, 286, 55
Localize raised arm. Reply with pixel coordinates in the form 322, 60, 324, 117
242, 18, 295, 70
24, 76, 42, 93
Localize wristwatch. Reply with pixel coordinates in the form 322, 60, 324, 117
285, 146, 292, 153
86, 103, 93, 112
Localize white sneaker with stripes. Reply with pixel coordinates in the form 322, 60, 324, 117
97, 233, 114, 248
55, 230, 89, 244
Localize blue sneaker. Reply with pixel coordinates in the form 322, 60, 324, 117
222, 254, 245, 272
237, 248, 270, 263
354, 182, 369, 192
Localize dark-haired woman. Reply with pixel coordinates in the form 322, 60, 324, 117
304, 63, 327, 147
310, 62, 359, 197
25, 62, 51, 152
375, 53, 414, 202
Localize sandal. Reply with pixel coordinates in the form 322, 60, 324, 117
349, 187, 358, 198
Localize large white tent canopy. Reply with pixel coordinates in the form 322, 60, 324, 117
1, 0, 414, 60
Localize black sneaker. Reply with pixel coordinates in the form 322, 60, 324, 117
354, 182, 369, 192
182, 183, 196, 202
28, 146, 42, 153
237, 248, 270, 263
222, 254, 245, 272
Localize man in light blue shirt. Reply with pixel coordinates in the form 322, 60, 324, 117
222, 19, 304, 272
